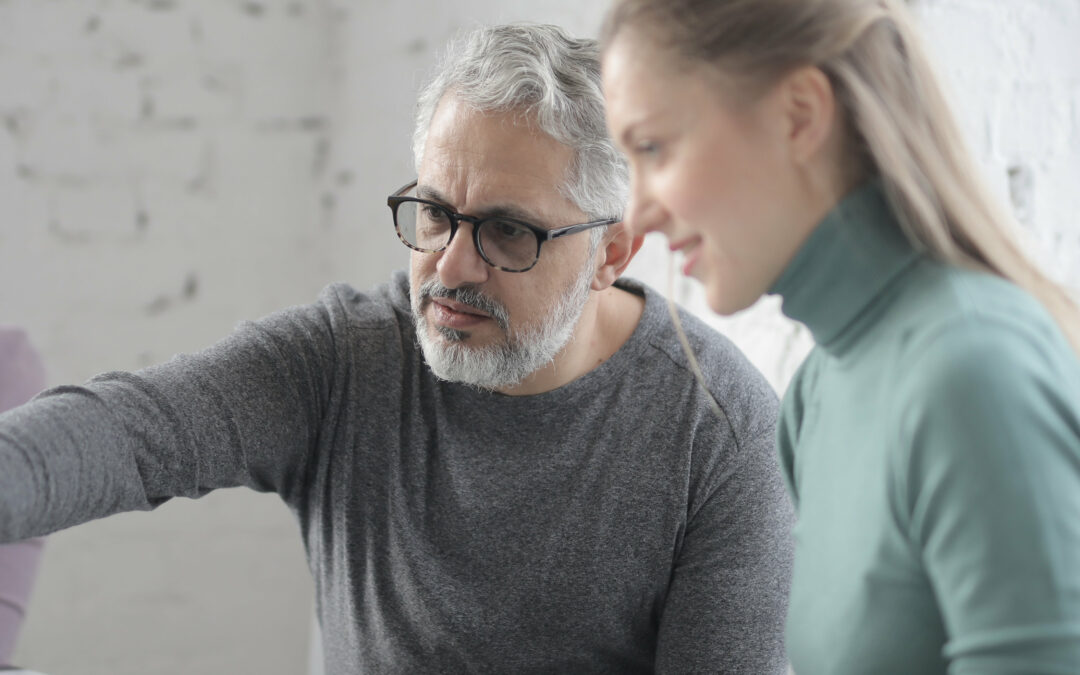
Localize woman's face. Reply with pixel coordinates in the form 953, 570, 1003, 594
603, 33, 821, 315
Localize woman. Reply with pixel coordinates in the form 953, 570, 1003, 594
0, 328, 47, 668
601, 0, 1080, 673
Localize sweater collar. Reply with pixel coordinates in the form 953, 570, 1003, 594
768, 180, 919, 352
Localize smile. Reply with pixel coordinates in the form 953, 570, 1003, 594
670, 236, 703, 277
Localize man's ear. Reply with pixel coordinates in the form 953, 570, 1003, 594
777, 65, 837, 165
591, 222, 644, 291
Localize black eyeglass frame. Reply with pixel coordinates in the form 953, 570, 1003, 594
387, 180, 618, 273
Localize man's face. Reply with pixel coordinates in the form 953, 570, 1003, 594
409, 95, 600, 390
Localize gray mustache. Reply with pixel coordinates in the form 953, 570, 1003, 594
417, 279, 511, 331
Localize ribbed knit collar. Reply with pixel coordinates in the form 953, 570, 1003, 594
768, 180, 920, 353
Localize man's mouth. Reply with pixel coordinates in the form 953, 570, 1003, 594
414, 279, 510, 334
434, 298, 492, 317
430, 298, 494, 330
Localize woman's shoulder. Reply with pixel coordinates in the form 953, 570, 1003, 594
891, 262, 1069, 370
887, 264, 1080, 465
881, 261, 1077, 446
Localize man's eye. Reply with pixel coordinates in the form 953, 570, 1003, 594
421, 205, 450, 222
487, 220, 528, 240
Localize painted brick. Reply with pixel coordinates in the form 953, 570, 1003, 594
111, 123, 206, 183
0, 58, 54, 110
0, 116, 15, 178
0, 1, 95, 58
18, 115, 130, 179
48, 64, 142, 122
0, 180, 50, 239
994, 81, 1073, 162
50, 181, 143, 239
142, 65, 242, 121
86, 2, 199, 68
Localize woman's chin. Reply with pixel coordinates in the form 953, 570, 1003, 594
705, 283, 758, 317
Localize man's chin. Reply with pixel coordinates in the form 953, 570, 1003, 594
418, 335, 523, 390
433, 324, 471, 343
425, 310, 508, 347
419, 322, 492, 364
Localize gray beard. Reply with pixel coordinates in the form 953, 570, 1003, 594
411, 267, 594, 391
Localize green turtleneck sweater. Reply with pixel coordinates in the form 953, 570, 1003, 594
770, 181, 1080, 674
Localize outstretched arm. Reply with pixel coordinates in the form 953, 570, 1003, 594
0, 300, 339, 543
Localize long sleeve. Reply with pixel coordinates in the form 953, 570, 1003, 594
899, 319, 1080, 672
0, 300, 339, 543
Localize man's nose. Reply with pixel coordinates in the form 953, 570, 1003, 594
436, 222, 491, 288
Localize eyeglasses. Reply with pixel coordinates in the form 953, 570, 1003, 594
387, 180, 617, 273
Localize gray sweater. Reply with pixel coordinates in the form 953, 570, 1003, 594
0, 272, 793, 674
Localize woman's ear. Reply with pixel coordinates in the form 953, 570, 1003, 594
777, 65, 837, 165
592, 223, 645, 291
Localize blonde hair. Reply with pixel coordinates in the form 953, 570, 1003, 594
603, 0, 1080, 355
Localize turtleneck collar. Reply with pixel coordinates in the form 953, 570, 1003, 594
768, 180, 920, 353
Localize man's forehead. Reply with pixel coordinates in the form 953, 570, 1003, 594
416, 97, 582, 221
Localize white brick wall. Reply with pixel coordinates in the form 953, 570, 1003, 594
1, 1, 1077, 673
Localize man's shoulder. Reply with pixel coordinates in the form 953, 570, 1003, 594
614, 277, 779, 438
620, 278, 769, 385
314, 270, 412, 331
252, 273, 413, 369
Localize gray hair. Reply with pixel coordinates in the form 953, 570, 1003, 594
412, 23, 628, 224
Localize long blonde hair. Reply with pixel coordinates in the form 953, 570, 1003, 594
602, 0, 1080, 355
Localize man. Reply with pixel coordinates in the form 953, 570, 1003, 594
0, 24, 793, 674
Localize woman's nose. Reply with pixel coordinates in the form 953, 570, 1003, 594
624, 183, 665, 238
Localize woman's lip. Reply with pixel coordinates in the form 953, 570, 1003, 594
681, 248, 701, 277
669, 236, 701, 254
669, 237, 702, 276
430, 300, 492, 329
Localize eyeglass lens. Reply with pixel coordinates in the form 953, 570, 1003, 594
395, 200, 539, 271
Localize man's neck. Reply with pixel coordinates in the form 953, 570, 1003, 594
497, 285, 646, 396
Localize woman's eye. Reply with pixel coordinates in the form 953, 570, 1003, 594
635, 140, 660, 157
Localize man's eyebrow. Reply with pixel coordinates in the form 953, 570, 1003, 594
416, 185, 449, 203
415, 184, 547, 226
